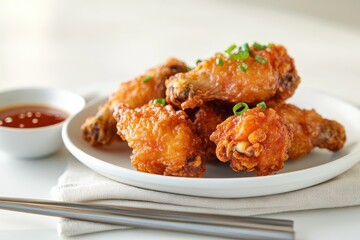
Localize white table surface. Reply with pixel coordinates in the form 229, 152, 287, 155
1, 0, 360, 239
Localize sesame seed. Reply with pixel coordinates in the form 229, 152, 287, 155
5, 117, 12, 123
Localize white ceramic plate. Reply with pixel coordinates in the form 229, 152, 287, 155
62, 88, 360, 198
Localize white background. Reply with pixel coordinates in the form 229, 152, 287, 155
1, 0, 360, 239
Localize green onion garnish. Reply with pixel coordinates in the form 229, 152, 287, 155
241, 43, 250, 53
256, 101, 267, 109
238, 51, 250, 60
238, 62, 248, 72
228, 54, 237, 60
142, 75, 153, 83
233, 102, 249, 116
254, 55, 267, 64
187, 66, 194, 71
153, 98, 166, 106
196, 59, 202, 65
253, 42, 267, 50
225, 44, 237, 54
215, 58, 224, 66
225, 43, 251, 61
229, 51, 249, 60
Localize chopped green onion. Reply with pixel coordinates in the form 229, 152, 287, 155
229, 51, 249, 60
187, 66, 194, 71
254, 55, 267, 64
225, 43, 251, 61
233, 102, 249, 116
238, 51, 250, 60
241, 43, 250, 53
153, 98, 166, 106
196, 59, 202, 65
238, 62, 248, 72
228, 54, 237, 60
142, 75, 153, 83
215, 58, 224, 66
256, 101, 267, 109
225, 44, 237, 54
253, 42, 267, 50
267, 43, 273, 48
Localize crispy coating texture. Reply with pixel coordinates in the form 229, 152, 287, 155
274, 104, 346, 159
210, 104, 346, 176
114, 102, 205, 177
210, 107, 292, 176
166, 44, 300, 109
193, 102, 232, 162
81, 58, 188, 146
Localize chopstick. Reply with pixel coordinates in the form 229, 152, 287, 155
0, 197, 294, 240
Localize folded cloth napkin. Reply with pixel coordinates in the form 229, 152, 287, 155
51, 158, 360, 236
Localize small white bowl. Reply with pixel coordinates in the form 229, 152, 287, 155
0, 87, 85, 158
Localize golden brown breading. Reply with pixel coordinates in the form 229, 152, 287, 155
210, 104, 346, 176
210, 107, 292, 176
274, 104, 346, 159
113, 102, 205, 177
81, 58, 188, 146
166, 44, 300, 109
193, 102, 232, 162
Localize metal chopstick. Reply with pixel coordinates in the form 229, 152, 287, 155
0, 197, 294, 240
3, 197, 293, 229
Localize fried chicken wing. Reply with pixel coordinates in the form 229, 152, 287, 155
166, 44, 300, 109
81, 58, 188, 145
210, 104, 346, 176
274, 104, 346, 159
113, 102, 205, 177
210, 107, 292, 176
193, 102, 232, 162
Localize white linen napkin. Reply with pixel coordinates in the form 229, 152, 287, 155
51, 158, 360, 236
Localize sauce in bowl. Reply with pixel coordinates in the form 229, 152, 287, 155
0, 104, 68, 128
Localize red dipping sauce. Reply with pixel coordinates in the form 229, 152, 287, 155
0, 104, 68, 129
